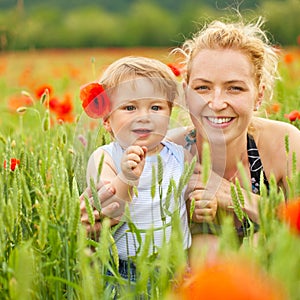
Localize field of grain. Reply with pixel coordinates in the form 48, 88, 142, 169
0, 47, 300, 299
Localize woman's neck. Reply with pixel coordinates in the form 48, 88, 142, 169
196, 131, 248, 179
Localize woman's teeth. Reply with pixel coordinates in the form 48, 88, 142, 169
207, 117, 232, 124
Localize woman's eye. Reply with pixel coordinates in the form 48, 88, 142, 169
151, 105, 160, 111
229, 86, 243, 92
124, 105, 135, 111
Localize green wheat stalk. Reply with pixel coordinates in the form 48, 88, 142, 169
125, 203, 142, 255
99, 218, 119, 270
151, 164, 156, 199
97, 152, 105, 183
90, 177, 101, 213
3, 199, 14, 240
135, 227, 153, 293
237, 161, 252, 203
230, 183, 244, 222
69, 177, 81, 236
202, 141, 211, 185
157, 154, 166, 224
38, 215, 48, 250
83, 195, 95, 227
189, 197, 196, 228
164, 180, 174, 213
234, 177, 245, 207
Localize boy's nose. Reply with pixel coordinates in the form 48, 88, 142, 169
135, 110, 150, 122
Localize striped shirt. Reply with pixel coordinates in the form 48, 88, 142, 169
100, 141, 191, 260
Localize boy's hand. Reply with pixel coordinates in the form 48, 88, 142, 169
120, 145, 147, 183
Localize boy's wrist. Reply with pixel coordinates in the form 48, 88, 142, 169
118, 172, 139, 186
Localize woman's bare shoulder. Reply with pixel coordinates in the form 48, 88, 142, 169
253, 117, 300, 161
253, 117, 300, 138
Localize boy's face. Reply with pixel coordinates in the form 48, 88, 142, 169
104, 78, 172, 152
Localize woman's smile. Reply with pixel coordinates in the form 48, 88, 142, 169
204, 116, 235, 128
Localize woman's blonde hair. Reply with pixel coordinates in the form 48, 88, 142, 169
99, 56, 179, 109
174, 17, 280, 102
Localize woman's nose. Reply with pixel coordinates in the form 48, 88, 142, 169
208, 92, 228, 111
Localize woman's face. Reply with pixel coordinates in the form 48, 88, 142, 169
186, 49, 263, 145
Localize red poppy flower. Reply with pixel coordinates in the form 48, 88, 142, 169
4, 158, 20, 171
167, 63, 181, 77
278, 199, 300, 235
49, 94, 73, 115
171, 259, 285, 300
270, 103, 281, 113
80, 82, 110, 119
35, 84, 53, 99
49, 94, 74, 123
284, 53, 294, 64
284, 110, 300, 122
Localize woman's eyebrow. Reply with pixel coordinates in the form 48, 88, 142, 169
191, 78, 212, 83
226, 80, 246, 84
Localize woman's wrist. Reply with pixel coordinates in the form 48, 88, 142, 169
242, 192, 260, 223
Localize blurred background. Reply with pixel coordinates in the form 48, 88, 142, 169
1, 0, 300, 50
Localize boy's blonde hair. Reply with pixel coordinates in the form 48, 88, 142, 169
99, 56, 179, 109
174, 17, 280, 102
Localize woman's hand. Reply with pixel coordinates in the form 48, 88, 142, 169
188, 189, 218, 223
80, 182, 121, 238
215, 176, 260, 223
187, 172, 218, 223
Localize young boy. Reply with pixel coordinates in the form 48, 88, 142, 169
82, 56, 195, 280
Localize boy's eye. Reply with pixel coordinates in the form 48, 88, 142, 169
124, 105, 136, 111
151, 105, 160, 111
194, 85, 209, 92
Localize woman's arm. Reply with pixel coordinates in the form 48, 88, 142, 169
165, 126, 192, 146
188, 169, 260, 223
167, 126, 261, 223
281, 123, 300, 190
213, 175, 260, 223
256, 118, 300, 193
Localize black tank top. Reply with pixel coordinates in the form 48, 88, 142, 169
185, 130, 269, 236
185, 130, 270, 193
247, 134, 270, 193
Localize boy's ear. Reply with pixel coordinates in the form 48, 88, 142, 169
103, 117, 111, 132
182, 81, 189, 106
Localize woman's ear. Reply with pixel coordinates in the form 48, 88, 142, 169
255, 84, 265, 110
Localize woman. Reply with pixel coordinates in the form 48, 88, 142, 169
167, 17, 300, 262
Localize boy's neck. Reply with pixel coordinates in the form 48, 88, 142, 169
146, 143, 164, 156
